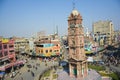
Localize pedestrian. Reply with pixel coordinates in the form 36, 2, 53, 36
33, 65, 35, 68
31, 71, 34, 77
45, 61, 47, 66
21, 77, 23, 80
35, 67, 37, 70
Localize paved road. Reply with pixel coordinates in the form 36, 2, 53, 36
5, 59, 58, 80
57, 69, 102, 80
109, 64, 120, 75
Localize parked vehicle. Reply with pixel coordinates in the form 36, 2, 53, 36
27, 64, 32, 68
10, 72, 17, 78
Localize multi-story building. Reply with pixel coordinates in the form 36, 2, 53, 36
92, 20, 114, 45
0, 38, 16, 71
68, 9, 88, 79
28, 38, 35, 56
35, 33, 61, 59
35, 33, 60, 45
35, 43, 60, 58
14, 38, 29, 55
114, 30, 120, 42
0, 38, 25, 74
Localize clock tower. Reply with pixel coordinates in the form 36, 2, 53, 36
68, 9, 88, 79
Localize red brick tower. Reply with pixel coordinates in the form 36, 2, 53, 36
68, 9, 88, 79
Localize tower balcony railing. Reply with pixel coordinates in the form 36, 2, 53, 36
69, 44, 76, 47
69, 44, 84, 48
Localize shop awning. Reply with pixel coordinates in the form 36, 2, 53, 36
0, 72, 5, 77
0, 72, 5, 75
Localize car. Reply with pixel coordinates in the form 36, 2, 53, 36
27, 64, 32, 68
10, 72, 16, 78
59, 61, 68, 66
98, 61, 104, 65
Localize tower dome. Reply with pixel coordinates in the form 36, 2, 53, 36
71, 9, 79, 16
68, 9, 82, 25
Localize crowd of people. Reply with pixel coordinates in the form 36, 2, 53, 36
103, 49, 120, 67
104, 55, 120, 67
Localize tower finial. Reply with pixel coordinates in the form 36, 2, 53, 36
72, 1, 75, 10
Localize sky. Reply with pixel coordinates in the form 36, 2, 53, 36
0, 0, 120, 38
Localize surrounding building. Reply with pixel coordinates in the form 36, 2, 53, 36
84, 36, 98, 53
114, 30, 120, 42
0, 38, 16, 71
28, 38, 35, 56
14, 38, 29, 55
68, 9, 88, 79
35, 43, 60, 58
92, 20, 114, 45
35, 33, 61, 60
35, 32, 60, 45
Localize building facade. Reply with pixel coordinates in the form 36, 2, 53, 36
68, 9, 88, 79
14, 38, 29, 55
92, 20, 114, 45
35, 43, 60, 58
34, 32, 61, 59
114, 30, 120, 42
0, 39, 16, 71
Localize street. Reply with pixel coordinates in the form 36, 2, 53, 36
4, 58, 58, 80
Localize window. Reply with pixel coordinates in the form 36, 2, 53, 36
9, 50, 14, 53
30, 50, 32, 52
50, 50, 52, 52
5, 60, 10, 64
36, 45, 43, 47
4, 44, 7, 49
46, 50, 48, 53
0, 45, 2, 50
0, 52, 3, 57
0, 62, 4, 66
41, 49, 43, 53
9, 50, 14, 55
9, 45, 14, 48
4, 51, 8, 56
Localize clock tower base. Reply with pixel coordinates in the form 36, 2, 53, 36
68, 58, 88, 79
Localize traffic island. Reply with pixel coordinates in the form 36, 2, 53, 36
40, 69, 58, 80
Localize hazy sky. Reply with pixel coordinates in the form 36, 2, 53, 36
0, 0, 120, 37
